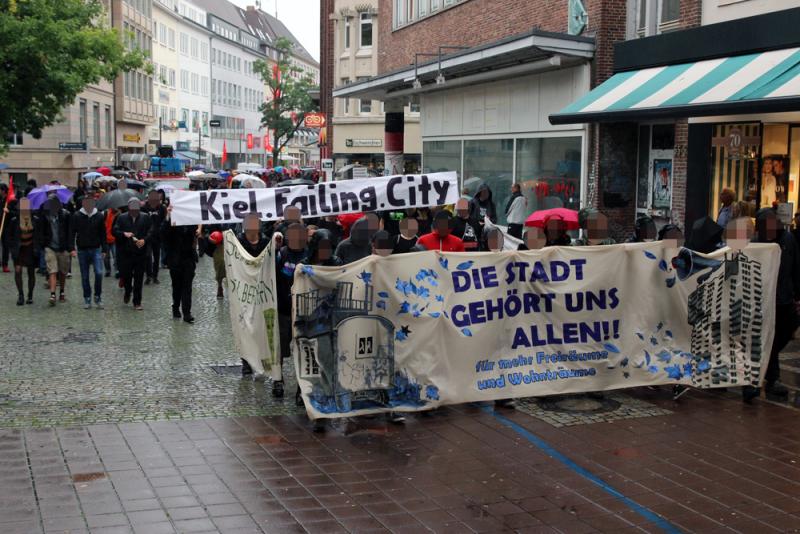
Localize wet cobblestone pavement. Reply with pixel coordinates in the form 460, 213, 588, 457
0, 260, 302, 428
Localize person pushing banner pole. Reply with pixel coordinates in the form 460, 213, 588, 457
168, 172, 459, 226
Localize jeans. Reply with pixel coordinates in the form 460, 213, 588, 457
104, 243, 116, 275
77, 248, 104, 301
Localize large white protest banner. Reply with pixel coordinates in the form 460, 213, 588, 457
292, 243, 779, 419
169, 172, 458, 226
223, 230, 281, 379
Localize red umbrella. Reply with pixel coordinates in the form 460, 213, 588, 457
96, 166, 112, 176
525, 207, 580, 229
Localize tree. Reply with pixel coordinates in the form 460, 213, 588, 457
0, 0, 147, 152
254, 37, 318, 165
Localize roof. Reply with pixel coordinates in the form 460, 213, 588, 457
240, 7, 319, 68
333, 28, 593, 101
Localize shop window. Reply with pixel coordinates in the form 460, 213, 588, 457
516, 137, 582, 218
635, 123, 675, 217
423, 140, 461, 182
360, 13, 373, 48
709, 123, 761, 220
464, 139, 514, 225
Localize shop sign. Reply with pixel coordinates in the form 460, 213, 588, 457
346, 139, 382, 148
247, 133, 254, 150
58, 142, 87, 151
321, 159, 334, 171
304, 113, 326, 128
209, 119, 221, 127
123, 133, 141, 143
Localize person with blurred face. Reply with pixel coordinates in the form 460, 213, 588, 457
519, 227, 546, 251
627, 216, 657, 243
743, 208, 799, 403
717, 188, 736, 230
576, 210, 616, 246
38, 196, 71, 306
371, 230, 393, 257
335, 216, 376, 264
162, 206, 200, 324
483, 227, 505, 252
544, 216, 570, 246
451, 198, 479, 251
274, 222, 308, 398
417, 211, 465, 252
69, 194, 108, 309
302, 229, 340, 266
237, 213, 269, 257
657, 224, 684, 249
725, 217, 753, 253
112, 198, 153, 310
141, 189, 166, 285
8, 197, 38, 305
393, 218, 418, 254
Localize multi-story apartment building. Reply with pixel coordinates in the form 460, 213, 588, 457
112, 0, 156, 168
328, 0, 421, 173
152, 0, 215, 163
1, 1, 116, 187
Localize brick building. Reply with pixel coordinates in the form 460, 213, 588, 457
326, 0, 800, 238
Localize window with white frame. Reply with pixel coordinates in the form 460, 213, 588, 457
180, 69, 189, 91
159, 24, 167, 45
360, 98, 371, 114
344, 18, 350, 49
201, 76, 209, 97
191, 73, 199, 94
200, 42, 208, 62
359, 13, 372, 48
179, 32, 188, 54
190, 37, 198, 58
634, 0, 681, 37
159, 65, 167, 85
394, 0, 460, 28
168, 68, 176, 88
153, 21, 158, 43
168, 28, 175, 49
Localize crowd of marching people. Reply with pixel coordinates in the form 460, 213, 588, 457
1, 177, 797, 409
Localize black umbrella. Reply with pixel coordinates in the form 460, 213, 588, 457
686, 216, 723, 253
96, 189, 143, 211
280, 178, 314, 187
125, 178, 147, 190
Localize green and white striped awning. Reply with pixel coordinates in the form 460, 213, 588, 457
550, 47, 800, 124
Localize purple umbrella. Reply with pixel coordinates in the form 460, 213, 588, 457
27, 185, 73, 210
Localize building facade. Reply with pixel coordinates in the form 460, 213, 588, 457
2, 0, 116, 187
112, 0, 156, 168
330, 0, 422, 173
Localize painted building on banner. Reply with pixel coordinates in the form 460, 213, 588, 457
151, 0, 213, 165
326, 0, 422, 173
112, 0, 156, 168
551, 0, 800, 237
1, 0, 116, 187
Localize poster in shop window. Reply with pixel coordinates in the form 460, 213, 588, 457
652, 159, 672, 209
292, 242, 780, 420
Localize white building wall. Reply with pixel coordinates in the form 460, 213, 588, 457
175, 8, 212, 157
701, 0, 796, 25
152, 1, 180, 148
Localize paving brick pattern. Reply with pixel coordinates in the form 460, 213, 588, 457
0, 262, 303, 428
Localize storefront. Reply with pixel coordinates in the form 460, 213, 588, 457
550, 7, 800, 232
333, 29, 596, 225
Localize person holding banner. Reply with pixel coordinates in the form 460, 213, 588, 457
518, 227, 546, 250
302, 229, 341, 267
575, 209, 616, 246
235, 213, 271, 376
452, 199, 480, 251
274, 223, 308, 398
393, 218, 418, 254
418, 211, 465, 252
335, 217, 375, 264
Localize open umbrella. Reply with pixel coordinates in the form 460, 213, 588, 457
96, 189, 142, 211
192, 164, 206, 171
27, 185, 74, 210
524, 207, 580, 229
280, 178, 314, 187
125, 178, 146, 191
189, 173, 220, 181
96, 166, 112, 176
187, 170, 205, 178
82, 172, 102, 181
239, 175, 266, 189
155, 183, 176, 193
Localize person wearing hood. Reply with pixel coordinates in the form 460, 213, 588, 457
626, 216, 657, 243
574, 209, 616, 246
505, 184, 527, 239
685, 216, 723, 254
544, 216, 571, 247
743, 208, 799, 403
335, 216, 375, 264
303, 229, 341, 266
469, 183, 497, 234
274, 222, 309, 398
451, 199, 480, 251
69, 194, 108, 309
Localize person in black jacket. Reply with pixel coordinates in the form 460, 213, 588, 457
113, 198, 153, 310
469, 183, 497, 237
162, 207, 199, 323
141, 190, 166, 285
236, 213, 271, 377
37, 196, 71, 306
69, 194, 108, 309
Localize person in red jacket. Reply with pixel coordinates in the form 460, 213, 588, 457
417, 211, 465, 252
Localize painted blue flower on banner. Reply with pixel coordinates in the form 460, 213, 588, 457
300, 265, 315, 276
425, 385, 440, 400
376, 300, 386, 310
658, 259, 669, 272
378, 291, 389, 299
438, 257, 449, 270
357, 271, 372, 284
456, 260, 474, 270
398, 301, 410, 314
395, 325, 411, 341
603, 343, 620, 353
665, 364, 683, 380
644, 251, 657, 260
461, 327, 473, 337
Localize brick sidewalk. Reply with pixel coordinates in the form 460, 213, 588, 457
2, 388, 799, 534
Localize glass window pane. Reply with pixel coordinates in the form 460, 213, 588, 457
423, 140, 461, 182
637, 125, 650, 209
464, 139, 513, 224
515, 137, 582, 217
661, 0, 680, 23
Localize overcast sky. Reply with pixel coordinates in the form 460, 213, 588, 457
228, 0, 320, 62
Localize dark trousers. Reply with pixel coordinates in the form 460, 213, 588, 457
169, 263, 195, 317
766, 303, 797, 385
1, 239, 9, 267
147, 240, 161, 280
120, 254, 146, 306
279, 312, 292, 364
507, 223, 523, 239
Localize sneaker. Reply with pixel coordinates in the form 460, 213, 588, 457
84, 299, 91, 310
49, 293, 56, 306
66, 272, 72, 278
26, 296, 33, 305
388, 412, 406, 424
134, 305, 143, 311
272, 380, 285, 398
183, 316, 195, 324
59, 293, 66, 302
145, 277, 151, 285
241, 359, 253, 376
94, 299, 104, 309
